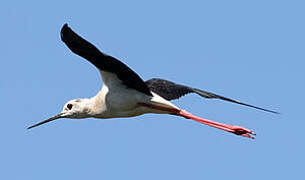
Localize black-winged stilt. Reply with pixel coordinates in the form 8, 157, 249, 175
28, 24, 278, 139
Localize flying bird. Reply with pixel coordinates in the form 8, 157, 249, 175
28, 24, 278, 139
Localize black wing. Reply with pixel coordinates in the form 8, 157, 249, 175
61, 24, 152, 96
146, 78, 279, 114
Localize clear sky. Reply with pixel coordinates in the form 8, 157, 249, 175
1, 0, 304, 179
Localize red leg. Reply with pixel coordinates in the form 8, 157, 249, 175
138, 103, 256, 139
178, 110, 256, 139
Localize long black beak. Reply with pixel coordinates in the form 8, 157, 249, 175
27, 113, 64, 129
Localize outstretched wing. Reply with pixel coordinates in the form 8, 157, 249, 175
61, 24, 152, 96
145, 78, 278, 114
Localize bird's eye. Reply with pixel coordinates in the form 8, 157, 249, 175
67, 104, 73, 110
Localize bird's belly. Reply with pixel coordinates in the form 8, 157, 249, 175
93, 88, 149, 118
94, 105, 169, 119
92, 84, 178, 119
106, 90, 140, 111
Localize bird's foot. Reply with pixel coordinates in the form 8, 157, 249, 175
224, 125, 256, 139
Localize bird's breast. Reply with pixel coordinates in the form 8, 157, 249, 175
91, 84, 152, 118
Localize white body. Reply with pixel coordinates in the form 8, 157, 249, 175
81, 71, 180, 119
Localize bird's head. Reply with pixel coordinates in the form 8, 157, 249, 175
28, 99, 92, 129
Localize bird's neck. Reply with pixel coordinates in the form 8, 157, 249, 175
78, 98, 95, 117
89, 86, 108, 116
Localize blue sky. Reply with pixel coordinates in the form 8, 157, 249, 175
1, 0, 304, 179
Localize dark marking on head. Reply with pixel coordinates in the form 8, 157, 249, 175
67, 104, 73, 110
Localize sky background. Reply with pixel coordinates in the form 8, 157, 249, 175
1, 0, 304, 179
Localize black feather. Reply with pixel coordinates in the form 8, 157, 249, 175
145, 78, 279, 114
60, 24, 152, 96
145, 78, 193, 100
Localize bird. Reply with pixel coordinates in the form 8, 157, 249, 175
27, 24, 278, 139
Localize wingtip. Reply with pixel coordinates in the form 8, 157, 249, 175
27, 125, 34, 130
27, 123, 38, 129
61, 23, 69, 31
62, 23, 69, 30
265, 109, 280, 114
60, 23, 70, 40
